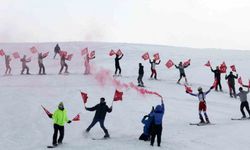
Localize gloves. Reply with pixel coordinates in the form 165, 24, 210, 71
67, 120, 72, 124
48, 114, 52, 118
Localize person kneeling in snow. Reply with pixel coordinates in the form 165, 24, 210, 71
139, 107, 154, 141
186, 86, 213, 124
85, 97, 112, 138
49, 102, 71, 146
150, 98, 164, 147
236, 86, 250, 119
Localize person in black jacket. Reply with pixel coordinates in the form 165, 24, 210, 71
85, 97, 112, 138
210, 66, 222, 91
137, 63, 144, 87
225, 71, 238, 98
175, 62, 190, 84
114, 54, 124, 76
54, 44, 61, 59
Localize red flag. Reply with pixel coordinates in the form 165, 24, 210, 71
80, 92, 88, 104
66, 54, 73, 61
238, 77, 243, 85
30, 46, 38, 54
72, 113, 80, 121
153, 53, 160, 60
81, 47, 88, 56
184, 85, 192, 93
230, 65, 236, 72
109, 49, 116, 56
0, 49, 5, 56
42, 52, 49, 58
116, 49, 123, 56
204, 60, 211, 67
59, 51, 67, 57
183, 59, 191, 67
113, 90, 123, 101
220, 62, 227, 73
165, 59, 174, 68
12, 52, 20, 59
89, 51, 95, 58
41, 105, 52, 117
141, 52, 149, 60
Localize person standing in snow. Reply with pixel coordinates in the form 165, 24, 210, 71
85, 97, 112, 138
114, 53, 123, 76
54, 44, 61, 59
38, 53, 47, 75
225, 71, 238, 98
236, 86, 250, 118
186, 86, 214, 124
59, 54, 69, 74
139, 106, 154, 141
20, 55, 31, 75
137, 63, 144, 87
175, 62, 190, 84
150, 98, 164, 147
149, 59, 161, 80
4, 55, 11, 75
48, 102, 71, 147
84, 54, 95, 75
210, 66, 222, 91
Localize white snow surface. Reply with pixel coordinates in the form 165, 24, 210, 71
0, 42, 250, 150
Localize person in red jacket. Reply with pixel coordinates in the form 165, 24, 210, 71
20, 55, 31, 75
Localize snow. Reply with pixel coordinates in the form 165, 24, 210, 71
0, 42, 250, 150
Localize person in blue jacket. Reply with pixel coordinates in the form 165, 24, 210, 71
150, 98, 164, 147
139, 107, 154, 141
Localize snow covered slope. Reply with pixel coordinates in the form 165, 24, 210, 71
0, 42, 250, 150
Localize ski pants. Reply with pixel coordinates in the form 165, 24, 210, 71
52, 124, 64, 145
215, 78, 222, 91
21, 66, 29, 74
115, 65, 121, 75
150, 69, 157, 79
39, 64, 45, 74
240, 101, 250, 117
150, 124, 162, 146
59, 64, 68, 74
228, 84, 236, 97
137, 74, 144, 85
86, 118, 109, 135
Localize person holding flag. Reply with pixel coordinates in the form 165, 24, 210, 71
54, 43, 61, 59
114, 53, 124, 76
4, 55, 11, 75
59, 53, 69, 74
85, 97, 112, 138
235, 86, 250, 119
20, 55, 31, 75
84, 53, 95, 75
210, 66, 222, 91
175, 62, 190, 84
38, 53, 47, 75
149, 59, 161, 80
225, 71, 238, 98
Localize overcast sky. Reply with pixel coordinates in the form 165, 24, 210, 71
1, 0, 250, 49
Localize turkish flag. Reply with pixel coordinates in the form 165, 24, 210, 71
0, 49, 5, 56
109, 49, 116, 56
42, 52, 49, 58
153, 53, 160, 60
220, 62, 227, 73
12, 52, 20, 59
66, 54, 73, 61
116, 49, 123, 56
113, 90, 123, 101
72, 113, 80, 121
81, 47, 88, 56
183, 59, 191, 67
89, 51, 95, 58
230, 65, 236, 72
238, 77, 243, 85
165, 59, 174, 68
30, 46, 38, 54
41, 105, 52, 117
204, 60, 211, 67
80, 92, 88, 104
184, 85, 192, 93
142, 52, 149, 60
59, 51, 67, 57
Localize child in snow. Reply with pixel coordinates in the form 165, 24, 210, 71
20, 55, 31, 75
85, 97, 112, 138
186, 86, 213, 124
54, 44, 61, 59
5, 55, 11, 75
84, 54, 95, 75
114, 53, 123, 76
38, 53, 47, 75
49, 102, 71, 147
175, 62, 190, 84
225, 71, 238, 98
150, 98, 164, 147
59, 54, 69, 74
210, 66, 222, 91
149, 59, 161, 80
236, 86, 250, 118
139, 107, 154, 141
137, 63, 144, 87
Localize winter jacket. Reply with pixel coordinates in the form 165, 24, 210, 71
54, 44, 61, 53
115, 54, 123, 67
52, 109, 69, 126
139, 65, 144, 75
225, 73, 238, 86
20, 57, 30, 68
60, 55, 66, 66
189, 89, 211, 102
152, 102, 164, 125
175, 64, 189, 74
86, 102, 112, 120
237, 89, 249, 102
38, 54, 46, 65
149, 60, 160, 70
211, 68, 221, 80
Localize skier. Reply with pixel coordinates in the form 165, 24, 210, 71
38, 53, 47, 75
186, 86, 214, 124
150, 98, 164, 147
175, 62, 190, 84
54, 43, 61, 59
210, 66, 222, 91
20, 55, 31, 75
59, 54, 69, 74
48, 102, 71, 147
114, 53, 124, 76
236, 86, 250, 118
85, 97, 112, 138
149, 59, 161, 80
4, 55, 11, 75
225, 71, 238, 98
137, 63, 144, 87
84, 54, 95, 75
139, 107, 154, 141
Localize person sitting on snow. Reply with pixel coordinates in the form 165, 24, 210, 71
139, 106, 154, 141
225, 71, 238, 98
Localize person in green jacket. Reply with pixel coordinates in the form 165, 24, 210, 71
49, 102, 71, 146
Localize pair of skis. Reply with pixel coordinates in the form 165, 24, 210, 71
189, 122, 215, 126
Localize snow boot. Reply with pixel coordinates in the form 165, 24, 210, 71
199, 114, 205, 123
